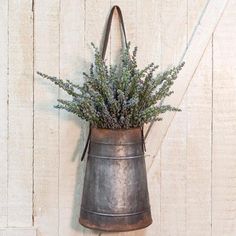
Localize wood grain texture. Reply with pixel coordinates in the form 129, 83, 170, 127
0, 230, 6, 236
1, 1, 236, 235
136, 1, 161, 235
186, 42, 212, 236
34, 0, 60, 235
186, 1, 212, 235
0, 0, 8, 227
59, 0, 85, 235
212, 1, 236, 235
160, 104, 187, 236
4, 228, 36, 236
159, 0, 187, 235
8, 0, 33, 227
145, 0, 229, 157
137, 0, 161, 171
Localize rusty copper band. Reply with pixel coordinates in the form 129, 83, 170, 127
81, 207, 150, 217
88, 154, 144, 160
90, 141, 143, 146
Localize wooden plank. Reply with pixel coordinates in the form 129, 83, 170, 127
34, 0, 60, 235
161, 105, 187, 236
85, 0, 110, 63
186, 42, 212, 236
137, 0, 161, 169
8, 0, 33, 227
188, 0, 209, 39
212, 1, 236, 235
145, 0, 229, 157
136, 0, 161, 67
135, 1, 161, 235
0, 0, 8, 227
0, 230, 6, 236
143, 152, 161, 236
186, 1, 212, 235
5, 228, 36, 236
160, 0, 187, 235
59, 0, 85, 235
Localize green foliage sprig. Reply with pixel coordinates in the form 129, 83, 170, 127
37, 43, 184, 129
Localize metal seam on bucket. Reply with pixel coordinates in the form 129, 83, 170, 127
88, 154, 143, 160
90, 141, 143, 145
81, 207, 151, 217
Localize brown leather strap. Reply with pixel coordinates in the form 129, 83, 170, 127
81, 6, 131, 161
141, 126, 146, 152
101, 5, 128, 59
81, 125, 91, 161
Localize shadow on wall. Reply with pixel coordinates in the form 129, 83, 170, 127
36, 56, 101, 234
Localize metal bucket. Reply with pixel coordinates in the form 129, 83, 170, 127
79, 127, 152, 232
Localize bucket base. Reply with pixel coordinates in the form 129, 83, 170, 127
79, 208, 152, 232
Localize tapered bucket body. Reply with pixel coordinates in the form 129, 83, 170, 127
79, 127, 152, 232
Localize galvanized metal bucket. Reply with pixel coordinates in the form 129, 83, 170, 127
79, 127, 152, 232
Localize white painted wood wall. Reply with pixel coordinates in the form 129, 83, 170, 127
0, 0, 236, 235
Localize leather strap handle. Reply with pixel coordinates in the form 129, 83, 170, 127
81, 125, 91, 161
101, 5, 128, 59
81, 6, 129, 161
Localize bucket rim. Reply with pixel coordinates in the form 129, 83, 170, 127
91, 126, 143, 131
